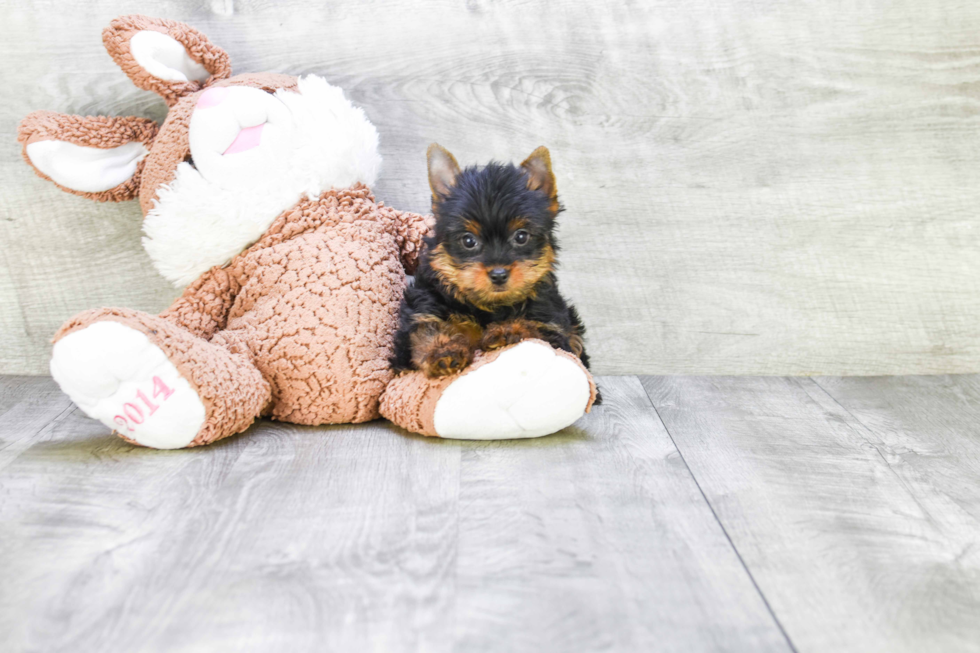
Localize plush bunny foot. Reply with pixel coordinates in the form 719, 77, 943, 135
434, 340, 594, 439
50, 321, 205, 449
380, 339, 597, 440
51, 309, 271, 449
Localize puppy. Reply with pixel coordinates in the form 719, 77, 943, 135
392, 143, 597, 400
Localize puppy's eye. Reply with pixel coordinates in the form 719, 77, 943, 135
460, 233, 479, 250
513, 229, 530, 245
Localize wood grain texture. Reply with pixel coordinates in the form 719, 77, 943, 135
450, 376, 790, 652
0, 375, 791, 652
0, 375, 74, 471
642, 374, 980, 653
5, 0, 980, 374
814, 374, 980, 605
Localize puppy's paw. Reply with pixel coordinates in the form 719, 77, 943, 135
418, 337, 473, 378
481, 319, 542, 351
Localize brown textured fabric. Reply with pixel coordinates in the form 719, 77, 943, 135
16, 112, 158, 202
386, 206, 433, 274
379, 339, 598, 437
102, 15, 232, 107
379, 371, 458, 436
67, 185, 433, 444
136, 73, 300, 215
159, 266, 240, 340
54, 308, 270, 447
208, 185, 429, 425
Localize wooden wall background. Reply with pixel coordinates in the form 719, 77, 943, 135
3, 0, 980, 376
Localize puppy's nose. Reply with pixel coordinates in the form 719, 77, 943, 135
489, 267, 510, 285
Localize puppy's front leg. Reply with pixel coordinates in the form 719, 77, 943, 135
480, 318, 546, 351
411, 315, 482, 378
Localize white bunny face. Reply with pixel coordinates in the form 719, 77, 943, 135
143, 75, 382, 287
187, 85, 297, 189
19, 15, 382, 288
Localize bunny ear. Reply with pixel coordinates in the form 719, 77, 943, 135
102, 15, 231, 106
18, 111, 159, 202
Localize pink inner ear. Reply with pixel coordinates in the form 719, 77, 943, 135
197, 87, 230, 109
223, 124, 265, 155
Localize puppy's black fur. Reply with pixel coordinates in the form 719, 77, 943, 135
391, 144, 598, 403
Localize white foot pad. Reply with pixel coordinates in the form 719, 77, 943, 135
50, 322, 206, 449
433, 341, 592, 440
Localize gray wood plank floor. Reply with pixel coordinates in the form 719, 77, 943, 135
2, 374, 979, 652
642, 376, 980, 653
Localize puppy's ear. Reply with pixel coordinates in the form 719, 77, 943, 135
427, 143, 461, 202
520, 146, 557, 201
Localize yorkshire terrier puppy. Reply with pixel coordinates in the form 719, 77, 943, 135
392, 143, 597, 401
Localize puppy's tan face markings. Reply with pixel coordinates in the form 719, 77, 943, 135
508, 217, 529, 228
462, 219, 482, 238
429, 242, 555, 311
423, 145, 561, 310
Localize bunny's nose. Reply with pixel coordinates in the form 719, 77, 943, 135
489, 267, 510, 286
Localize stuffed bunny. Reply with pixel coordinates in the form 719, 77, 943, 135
17, 15, 597, 449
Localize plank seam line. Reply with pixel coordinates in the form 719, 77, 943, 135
804, 378, 941, 521
0, 402, 77, 475
638, 377, 799, 653
807, 378, 880, 441
0, 400, 76, 453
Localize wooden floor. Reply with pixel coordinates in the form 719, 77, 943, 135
1, 375, 979, 652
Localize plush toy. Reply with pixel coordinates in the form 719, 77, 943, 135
17, 15, 597, 449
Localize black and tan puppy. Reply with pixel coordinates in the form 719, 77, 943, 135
392, 143, 596, 398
